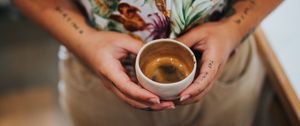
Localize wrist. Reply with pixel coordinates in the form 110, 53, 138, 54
62, 28, 99, 56
219, 19, 244, 47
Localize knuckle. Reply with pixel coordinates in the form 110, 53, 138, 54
190, 84, 205, 96
193, 79, 202, 85
127, 89, 144, 100
96, 66, 107, 78
193, 89, 202, 96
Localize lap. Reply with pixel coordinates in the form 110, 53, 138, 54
58, 35, 264, 126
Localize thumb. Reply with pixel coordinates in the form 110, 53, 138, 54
120, 37, 144, 54
175, 28, 206, 47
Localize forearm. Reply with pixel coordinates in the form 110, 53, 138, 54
12, 0, 97, 50
223, 0, 282, 39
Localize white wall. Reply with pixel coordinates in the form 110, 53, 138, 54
261, 0, 300, 99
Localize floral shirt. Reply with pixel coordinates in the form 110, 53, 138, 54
79, 0, 230, 42
74, 0, 233, 78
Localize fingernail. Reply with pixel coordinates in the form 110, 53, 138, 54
149, 98, 160, 104
167, 105, 176, 110
180, 95, 190, 102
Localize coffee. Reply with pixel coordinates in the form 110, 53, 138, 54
135, 39, 197, 100
141, 56, 190, 83
138, 41, 195, 84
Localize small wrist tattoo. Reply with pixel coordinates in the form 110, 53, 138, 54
233, 0, 256, 25
55, 6, 84, 34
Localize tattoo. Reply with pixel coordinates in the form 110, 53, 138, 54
208, 60, 214, 69
243, 7, 250, 15
201, 72, 208, 80
200, 60, 215, 81
55, 6, 84, 34
224, 0, 257, 43
233, 0, 256, 25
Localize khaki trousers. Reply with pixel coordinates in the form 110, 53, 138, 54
58, 35, 265, 126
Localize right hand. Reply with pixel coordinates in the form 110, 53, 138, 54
71, 31, 175, 111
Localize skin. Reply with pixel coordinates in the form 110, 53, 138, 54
12, 0, 282, 111
177, 0, 283, 104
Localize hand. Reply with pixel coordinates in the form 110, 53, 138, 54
176, 21, 242, 104
72, 31, 175, 111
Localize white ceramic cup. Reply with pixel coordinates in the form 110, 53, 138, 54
135, 39, 196, 100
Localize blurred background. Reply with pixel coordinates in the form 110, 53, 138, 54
0, 0, 69, 125
0, 0, 299, 126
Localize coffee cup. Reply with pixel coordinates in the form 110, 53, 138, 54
135, 39, 196, 100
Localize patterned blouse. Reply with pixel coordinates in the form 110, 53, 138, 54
79, 0, 232, 42
75, 0, 233, 78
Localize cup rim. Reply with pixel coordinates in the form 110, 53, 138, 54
136, 39, 197, 87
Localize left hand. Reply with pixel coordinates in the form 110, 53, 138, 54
176, 20, 243, 105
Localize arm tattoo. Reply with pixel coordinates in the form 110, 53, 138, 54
224, 0, 257, 42
55, 6, 84, 34
232, 0, 256, 25
235, 0, 257, 42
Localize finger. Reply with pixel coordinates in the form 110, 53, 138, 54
180, 82, 214, 105
98, 73, 148, 108
182, 61, 226, 105
180, 60, 224, 105
111, 83, 149, 109
118, 37, 143, 54
151, 101, 175, 111
101, 58, 161, 105
99, 73, 174, 110
109, 83, 173, 111
179, 50, 221, 102
110, 83, 173, 111
176, 28, 206, 47
111, 82, 175, 111
143, 103, 175, 111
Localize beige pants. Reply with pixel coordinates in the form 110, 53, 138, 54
58, 35, 265, 126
